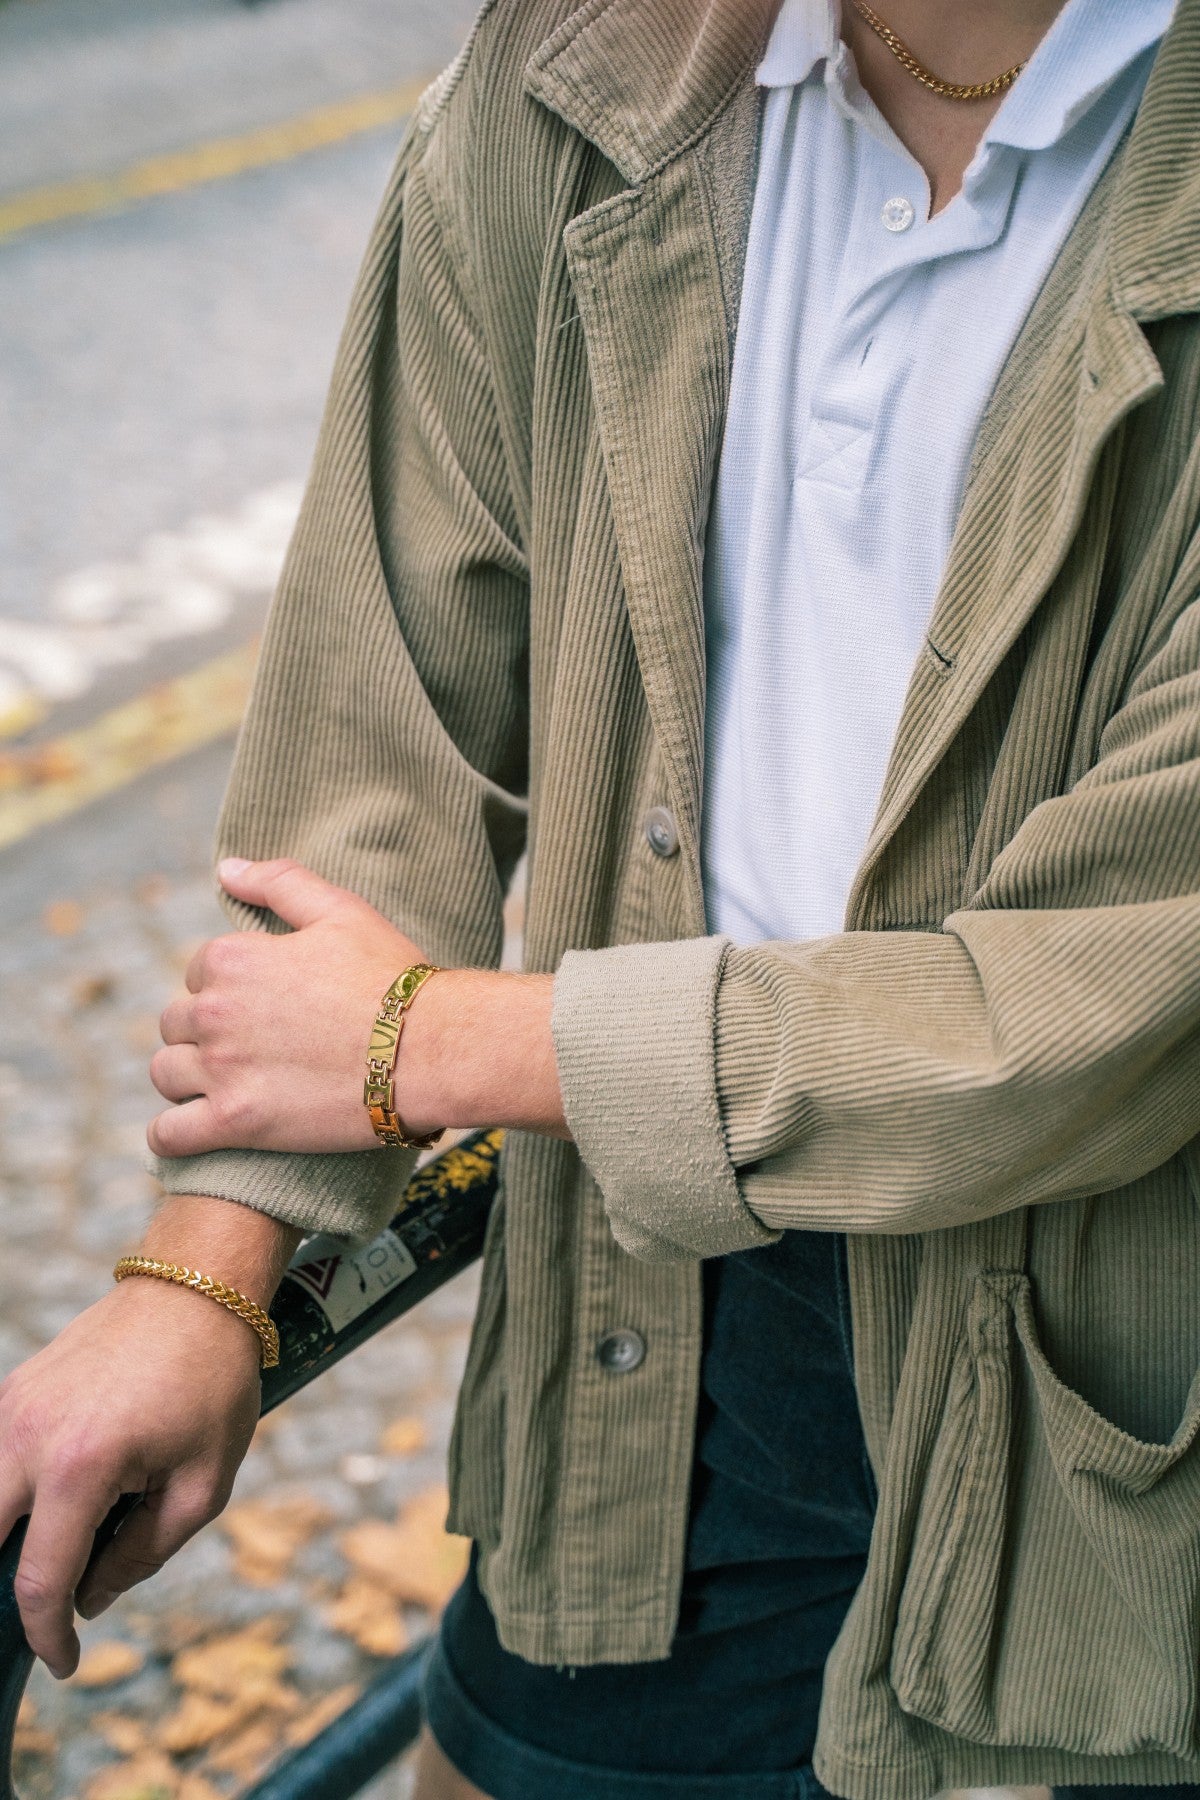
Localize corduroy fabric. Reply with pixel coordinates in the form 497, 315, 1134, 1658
154, 1, 1200, 1792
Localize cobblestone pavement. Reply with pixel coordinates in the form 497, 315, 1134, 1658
1, 799, 503, 1798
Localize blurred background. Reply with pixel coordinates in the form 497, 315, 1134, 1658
0, 1, 486, 1794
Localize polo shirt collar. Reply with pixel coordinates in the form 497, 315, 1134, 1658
756, 0, 1176, 159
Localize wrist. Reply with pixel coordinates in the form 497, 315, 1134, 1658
396, 968, 567, 1139
137, 1194, 303, 1310
104, 1266, 266, 1372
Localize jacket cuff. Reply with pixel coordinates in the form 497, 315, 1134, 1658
149, 1145, 417, 1244
552, 936, 779, 1262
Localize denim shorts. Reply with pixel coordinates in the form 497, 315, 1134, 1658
424, 1230, 873, 1798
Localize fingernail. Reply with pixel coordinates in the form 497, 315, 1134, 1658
218, 857, 252, 878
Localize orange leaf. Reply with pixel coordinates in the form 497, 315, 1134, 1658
339, 1485, 468, 1613
85, 1748, 179, 1799
379, 1416, 427, 1457
93, 1714, 151, 1755
202, 1715, 282, 1781
219, 1495, 333, 1588
172, 1617, 289, 1698
156, 1693, 249, 1755
43, 898, 85, 937
327, 1577, 408, 1657
72, 1641, 145, 1688
283, 1684, 360, 1748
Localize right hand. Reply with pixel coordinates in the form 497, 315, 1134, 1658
0, 1272, 264, 1678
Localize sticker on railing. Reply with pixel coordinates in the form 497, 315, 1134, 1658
284, 1230, 418, 1331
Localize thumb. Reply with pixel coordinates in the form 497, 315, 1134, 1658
217, 857, 357, 930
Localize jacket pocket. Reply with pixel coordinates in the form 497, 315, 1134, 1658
891, 1270, 1200, 1755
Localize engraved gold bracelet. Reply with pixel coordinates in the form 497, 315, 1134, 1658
364, 963, 445, 1150
112, 1256, 280, 1368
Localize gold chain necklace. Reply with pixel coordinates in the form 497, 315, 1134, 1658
848, 0, 1026, 102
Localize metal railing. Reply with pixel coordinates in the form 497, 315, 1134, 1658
0, 1130, 504, 1800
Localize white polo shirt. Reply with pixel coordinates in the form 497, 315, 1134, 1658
701, 0, 1174, 948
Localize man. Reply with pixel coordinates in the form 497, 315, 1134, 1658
2, 0, 1199, 1795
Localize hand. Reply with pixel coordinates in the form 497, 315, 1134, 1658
148, 858, 570, 1157
0, 1192, 299, 1677
0, 1277, 262, 1677
149, 859, 427, 1157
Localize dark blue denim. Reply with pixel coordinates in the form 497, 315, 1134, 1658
424, 1230, 876, 1798
1056, 1791, 1200, 1799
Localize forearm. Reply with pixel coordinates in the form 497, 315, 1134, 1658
138, 1194, 304, 1307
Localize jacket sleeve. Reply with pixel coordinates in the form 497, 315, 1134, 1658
152, 80, 530, 1241
554, 568, 1200, 1261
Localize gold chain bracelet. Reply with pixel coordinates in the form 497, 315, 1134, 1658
364, 963, 446, 1150
113, 1256, 280, 1368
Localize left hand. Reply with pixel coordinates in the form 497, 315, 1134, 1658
149, 859, 428, 1157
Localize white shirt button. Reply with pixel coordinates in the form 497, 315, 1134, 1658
882, 196, 916, 233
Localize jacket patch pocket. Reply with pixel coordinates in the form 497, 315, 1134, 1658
891, 1271, 1200, 1756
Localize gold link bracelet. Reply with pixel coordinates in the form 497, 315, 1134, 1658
364, 963, 446, 1149
113, 1256, 280, 1368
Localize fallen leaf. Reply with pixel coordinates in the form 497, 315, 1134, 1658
93, 1714, 151, 1755
176, 1778, 225, 1800
379, 1416, 427, 1457
218, 1495, 332, 1587
72, 1641, 145, 1688
43, 898, 84, 938
72, 972, 116, 1007
172, 1616, 289, 1698
203, 1715, 282, 1782
85, 1747, 178, 1799
327, 1576, 408, 1657
339, 1485, 469, 1613
13, 1695, 54, 1759
175, 1778, 225, 1800
156, 1692, 252, 1755
283, 1683, 360, 1748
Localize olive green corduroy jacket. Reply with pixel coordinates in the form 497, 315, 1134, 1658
155, 1, 1200, 1792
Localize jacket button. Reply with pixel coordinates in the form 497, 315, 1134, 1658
595, 1328, 646, 1373
644, 807, 679, 858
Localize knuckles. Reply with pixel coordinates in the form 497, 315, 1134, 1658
13, 1560, 58, 1614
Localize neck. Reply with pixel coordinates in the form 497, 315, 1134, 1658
841, 0, 1070, 214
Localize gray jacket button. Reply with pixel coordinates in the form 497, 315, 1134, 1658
644, 806, 679, 858
595, 1328, 647, 1373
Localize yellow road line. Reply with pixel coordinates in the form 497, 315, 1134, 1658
0, 78, 428, 244
0, 640, 258, 850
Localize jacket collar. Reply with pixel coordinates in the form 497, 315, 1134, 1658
526, 0, 1200, 317
525, 0, 781, 185
1109, 0, 1200, 319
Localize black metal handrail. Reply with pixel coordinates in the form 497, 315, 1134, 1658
0, 1130, 503, 1800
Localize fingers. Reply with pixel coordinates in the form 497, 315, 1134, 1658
159, 996, 197, 1045
217, 857, 357, 931
78, 1476, 223, 1619
16, 1459, 119, 1678
147, 1097, 222, 1158
150, 1044, 205, 1104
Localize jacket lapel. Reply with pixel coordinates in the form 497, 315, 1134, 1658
526, 0, 1200, 931
845, 177, 1163, 922
846, 0, 1200, 920
527, 1, 774, 919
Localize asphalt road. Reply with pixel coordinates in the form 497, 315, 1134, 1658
0, 0, 479, 760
